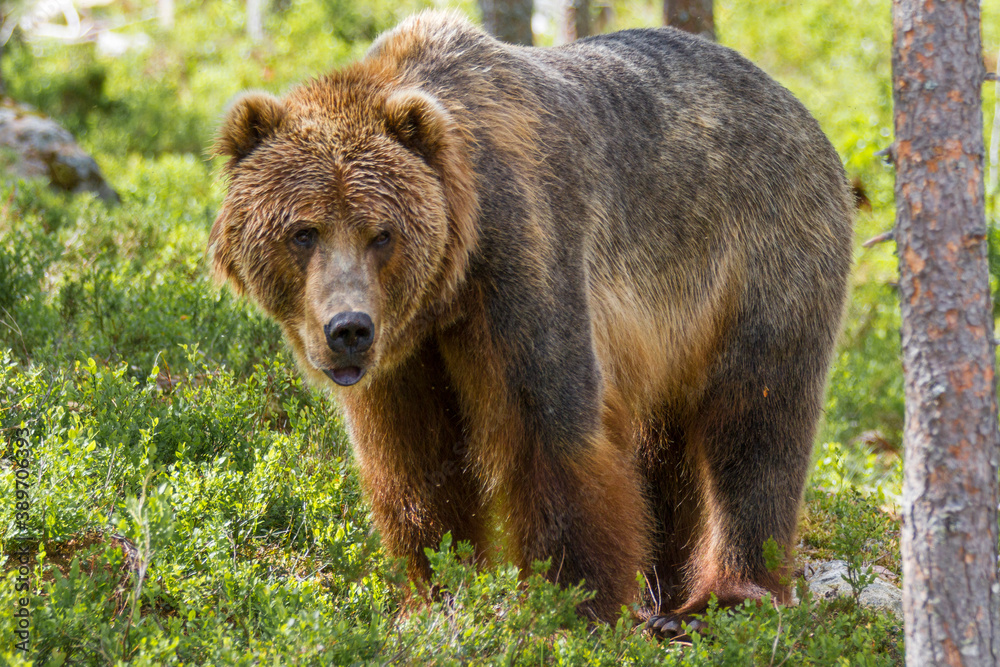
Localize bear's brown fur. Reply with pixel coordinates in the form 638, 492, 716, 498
209, 11, 854, 628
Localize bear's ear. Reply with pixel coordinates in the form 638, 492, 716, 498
383, 89, 479, 302
208, 202, 246, 296
213, 92, 286, 172
383, 90, 453, 164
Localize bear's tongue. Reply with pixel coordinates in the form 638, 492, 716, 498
328, 367, 364, 386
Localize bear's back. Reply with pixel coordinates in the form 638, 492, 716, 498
371, 13, 851, 254
367, 14, 853, 409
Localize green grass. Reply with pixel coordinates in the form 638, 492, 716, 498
2, 0, 998, 663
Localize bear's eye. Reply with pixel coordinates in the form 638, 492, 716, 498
372, 231, 391, 248
292, 228, 318, 249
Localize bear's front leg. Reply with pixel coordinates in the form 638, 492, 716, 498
341, 340, 488, 585
440, 309, 649, 622
502, 434, 649, 621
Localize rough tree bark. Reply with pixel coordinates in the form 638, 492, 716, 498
479, 0, 533, 46
664, 0, 713, 41
891, 1, 1000, 665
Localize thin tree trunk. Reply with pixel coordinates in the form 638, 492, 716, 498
989, 45, 1000, 197
247, 0, 263, 43
664, 0, 713, 41
158, 0, 174, 30
480, 0, 533, 46
892, 1, 1000, 664
563, 0, 591, 42
0, 2, 5, 96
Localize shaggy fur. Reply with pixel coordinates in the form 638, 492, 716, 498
209, 11, 853, 624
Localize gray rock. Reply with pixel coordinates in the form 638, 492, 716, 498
801, 559, 903, 617
0, 99, 119, 203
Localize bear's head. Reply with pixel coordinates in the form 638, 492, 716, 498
209, 74, 478, 388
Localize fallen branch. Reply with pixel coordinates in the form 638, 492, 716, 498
863, 230, 895, 248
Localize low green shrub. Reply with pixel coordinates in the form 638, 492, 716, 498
5, 0, 992, 662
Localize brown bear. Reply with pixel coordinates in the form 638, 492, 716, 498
208, 11, 853, 633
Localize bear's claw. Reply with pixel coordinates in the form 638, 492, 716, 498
645, 615, 707, 640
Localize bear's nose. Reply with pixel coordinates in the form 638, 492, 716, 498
324, 312, 374, 354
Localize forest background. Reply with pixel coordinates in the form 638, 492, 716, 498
1, 0, 999, 663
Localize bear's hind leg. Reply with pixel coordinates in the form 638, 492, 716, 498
666, 343, 826, 627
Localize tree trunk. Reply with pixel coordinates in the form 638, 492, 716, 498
247, 0, 264, 43
892, 1, 1000, 665
664, 0, 713, 41
158, 0, 174, 29
563, 0, 591, 42
988, 45, 1000, 197
0, 2, 5, 96
480, 0, 533, 46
